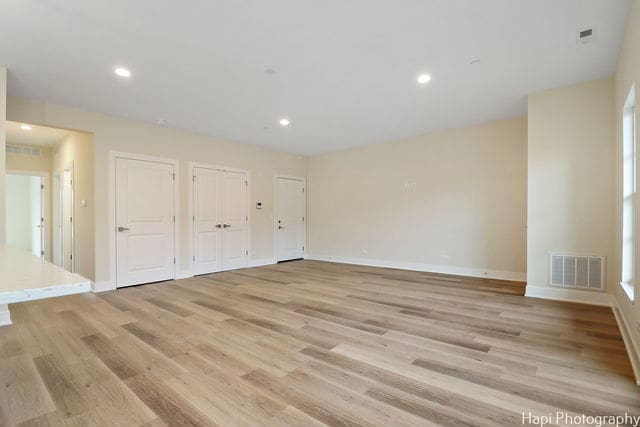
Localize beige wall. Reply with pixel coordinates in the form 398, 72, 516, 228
0, 67, 6, 243
527, 78, 615, 290
52, 132, 95, 281
6, 97, 307, 287
307, 117, 527, 280
614, 0, 640, 362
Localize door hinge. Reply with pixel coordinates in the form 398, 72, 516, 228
193, 175, 196, 182
302, 216, 305, 222
246, 249, 248, 256
70, 217, 73, 223
173, 258, 176, 264
302, 246, 305, 251
41, 250, 44, 256
302, 187, 305, 193
246, 215, 248, 221
193, 256, 195, 262
70, 254, 73, 260
245, 181, 248, 187
193, 215, 195, 222
41, 217, 44, 223
40, 184, 44, 189
172, 173, 176, 181
173, 216, 176, 223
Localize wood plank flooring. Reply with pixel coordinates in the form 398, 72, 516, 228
0, 260, 638, 426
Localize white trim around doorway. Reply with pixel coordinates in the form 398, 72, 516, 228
274, 174, 307, 263
186, 161, 252, 277
106, 151, 180, 291
6, 169, 51, 261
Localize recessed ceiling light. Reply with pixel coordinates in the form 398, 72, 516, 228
417, 74, 432, 84
114, 67, 132, 78
279, 118, 290, 126
20, 125, 32, 131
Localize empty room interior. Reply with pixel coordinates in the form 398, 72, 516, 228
1, 1, 640, 426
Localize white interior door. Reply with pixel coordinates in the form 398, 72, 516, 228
222, 171, 249, 271
5, 174, 44, 258
277, 177, 306, 262
193, 167, 223, 275
62, 168, 74, 271
29, 176, 44, 258
116, 158, 175, 287
53, 171, 62, 266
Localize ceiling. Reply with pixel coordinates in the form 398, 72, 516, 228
0, 1, 631, 155
5, 121, 69, 147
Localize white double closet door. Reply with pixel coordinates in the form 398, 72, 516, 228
193, 167, 249, 275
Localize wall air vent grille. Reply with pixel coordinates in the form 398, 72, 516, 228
578, 27, 595, 44
579, 28, 593, 39
549, 254, 605, 291
6, 144, 42, 157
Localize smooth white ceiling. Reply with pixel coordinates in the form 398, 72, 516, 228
5, 121, 69, 147
0, 0, 630, 155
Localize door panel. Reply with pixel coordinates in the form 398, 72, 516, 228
223, 228, 247, 268
193, 167, 223, 275
277, 177, 306, 262
116, 158, 175, 287
222, 171, 248, 270
29, 176, 44, 258
62, 169, 74, 272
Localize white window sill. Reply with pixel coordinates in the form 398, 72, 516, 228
620, 281, 635, 302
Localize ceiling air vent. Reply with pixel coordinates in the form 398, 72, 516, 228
549, 254, 605, 291
578, 28, 595, 44
6, 144, 42, 157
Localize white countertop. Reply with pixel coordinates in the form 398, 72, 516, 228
0, 245, 91, 304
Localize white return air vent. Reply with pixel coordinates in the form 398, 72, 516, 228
6, 144, 42, 157
550, 254, 605, 291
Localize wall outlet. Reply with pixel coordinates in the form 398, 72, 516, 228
403, 181, 417, 189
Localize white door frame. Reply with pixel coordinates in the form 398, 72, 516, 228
52, 169, 62, 266
109, 151, 180, 288
274, 174, 307, 262
62, 161, 75, 272
6, 170, 50, 260
188, 161, 251, 275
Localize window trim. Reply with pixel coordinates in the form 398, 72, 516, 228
621, 84, 636, 303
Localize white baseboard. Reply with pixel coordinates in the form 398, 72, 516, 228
306, 254, 526, 282
176, 270, 194, 280
0, 304, 11, 326
91, 281, 116, 293
249, 258, 277, 268
612, 301, 640, 385
92, 261, 275, 292
0, 281, 91, 305
524, 285, 612, 306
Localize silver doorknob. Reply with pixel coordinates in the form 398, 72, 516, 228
223, 224, 231, 228
278, 226, 284, 229
117, 226, 130, 232
215, 224, 222, 228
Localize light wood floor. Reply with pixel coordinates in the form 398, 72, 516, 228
0, 260, 638, 426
